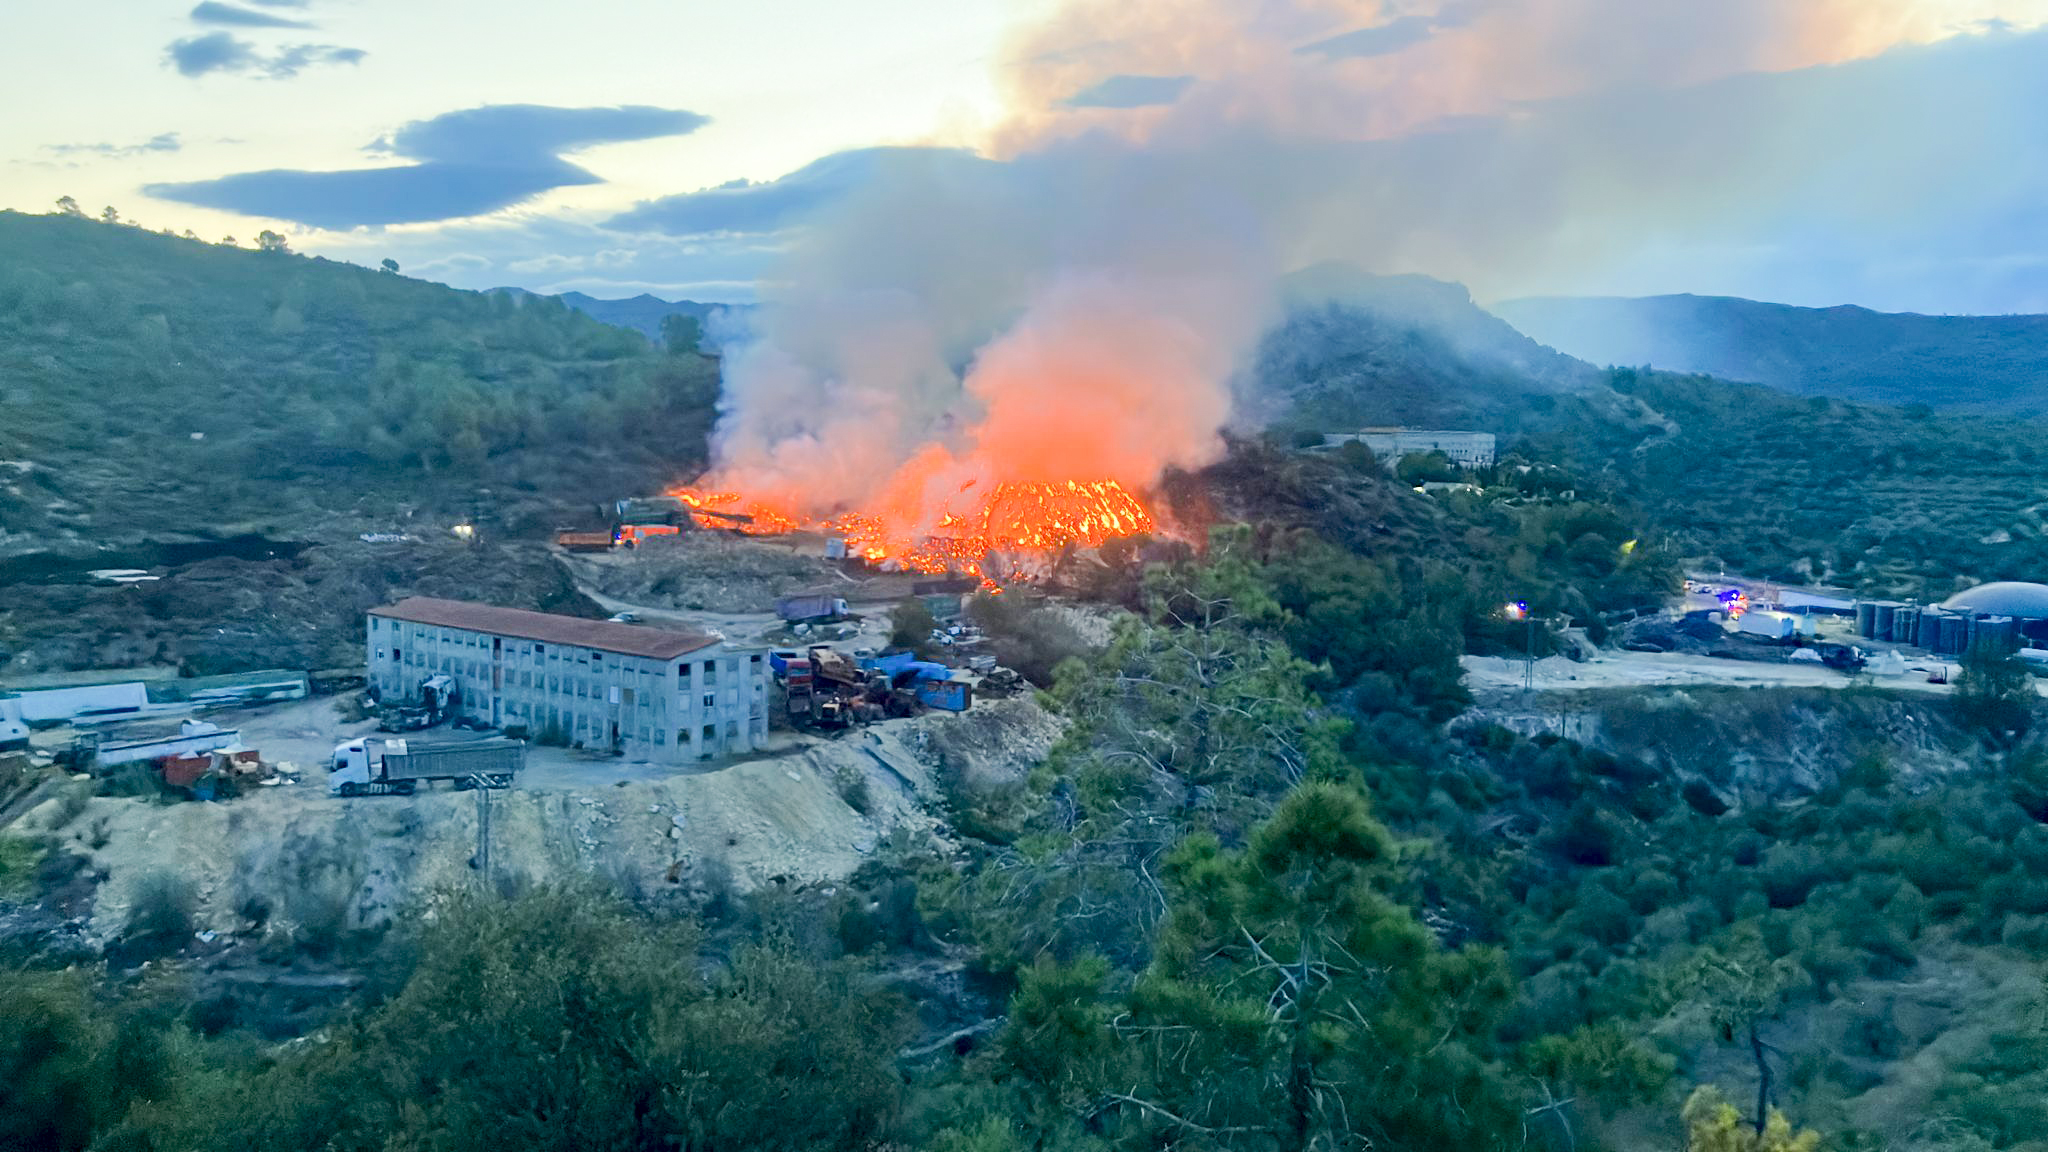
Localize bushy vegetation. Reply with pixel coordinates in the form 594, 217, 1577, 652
2, 887, 909, 1152
0, 210, 718, 535
1567, 368, 2048, 596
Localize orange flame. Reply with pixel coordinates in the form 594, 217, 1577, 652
674, 478, 1155, 585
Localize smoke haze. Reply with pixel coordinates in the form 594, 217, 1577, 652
699, 0, 2048, 517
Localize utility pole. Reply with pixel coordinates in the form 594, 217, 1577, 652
1507, 600, 1534, 692
1526, 610, 1536, 693
471, 774, 492, 885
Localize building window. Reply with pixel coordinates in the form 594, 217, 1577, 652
655, 730, 666, 745
702, 660, 717, 684
622, 687, 635, 706
701, 724, 715, 745
702, 692, 716, 709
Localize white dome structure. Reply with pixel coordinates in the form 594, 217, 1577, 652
1941, 582, 2048, 619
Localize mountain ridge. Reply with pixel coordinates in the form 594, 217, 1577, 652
1496, 292, 2048, 415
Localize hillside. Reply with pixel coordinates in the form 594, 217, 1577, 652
1496, 293, 2048, 415
0, 210, 720, 555
1254, 267, 1634, 436
0, 211, 720, 674
1258, 276, 2048, 596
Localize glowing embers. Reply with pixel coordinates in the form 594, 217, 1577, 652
673, 478, 1155, 583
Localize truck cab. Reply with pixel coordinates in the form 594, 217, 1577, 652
329, 739, 381, 795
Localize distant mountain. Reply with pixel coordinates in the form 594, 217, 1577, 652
1253, 265, 1619, 436
490, 289, 749, 348
1494, 293, 2048, 415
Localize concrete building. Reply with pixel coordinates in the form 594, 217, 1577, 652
367, 597, 768, 763
1324, 428, 1498, 470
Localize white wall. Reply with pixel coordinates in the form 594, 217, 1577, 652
8, 682, 149, 723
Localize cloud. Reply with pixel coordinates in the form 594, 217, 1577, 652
1064, 73, 1194, 108
1297, 15, 1438, 58
604, 147, 993, 236
45, 133, 182, 159
190, 2, 313, 29
166, 31, 363, 78
307, 213, 778, 301
1297, 2, 1481, 59
146, 104, 709, 228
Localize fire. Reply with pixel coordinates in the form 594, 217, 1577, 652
675, 478, 1156, 584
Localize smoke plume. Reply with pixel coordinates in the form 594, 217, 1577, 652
699, 0, 2048, 519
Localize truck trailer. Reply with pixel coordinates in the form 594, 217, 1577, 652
776, 595, 850, 622
330, 736, 524, 797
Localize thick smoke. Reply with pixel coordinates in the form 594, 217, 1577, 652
702, 0, 2048, 516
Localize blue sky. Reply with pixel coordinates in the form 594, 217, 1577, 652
6, 0, 2048, 312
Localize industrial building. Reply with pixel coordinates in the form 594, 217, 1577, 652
1854, 582, 2048, 656
1322, 428, 1498, 470
367, 597, 769, 763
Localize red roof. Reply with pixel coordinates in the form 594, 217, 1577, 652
370, 598, 718, 661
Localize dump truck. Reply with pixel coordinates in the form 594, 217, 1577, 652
777, 595, 850, 622
329, 736, 524, 797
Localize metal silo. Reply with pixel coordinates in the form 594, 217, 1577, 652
1857, 602, 1877, 638
1893, 606, 1919, 645
1917, 609, 1943, 650
1874, 603, 1897, 640
1939, 613, 1967, 655
1978, 615, 2018, 655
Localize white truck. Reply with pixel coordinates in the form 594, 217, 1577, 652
329, 736, 523, 797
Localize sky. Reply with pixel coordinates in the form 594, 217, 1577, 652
5, 0, 2048, 314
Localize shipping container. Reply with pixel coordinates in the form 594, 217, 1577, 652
915, 679, 972, 713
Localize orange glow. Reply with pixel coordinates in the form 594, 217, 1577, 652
674, 477, 1155, 586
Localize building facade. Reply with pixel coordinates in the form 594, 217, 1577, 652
1324, 428, 1498, 470
367, 597, 768, 764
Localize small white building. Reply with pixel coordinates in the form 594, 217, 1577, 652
1324, 428, 1498, 470
367, 597, 769, 764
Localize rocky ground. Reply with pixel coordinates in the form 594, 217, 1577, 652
4, 693, 1062, 959
565, 532, 930, 614
1461, 681, 1986, 803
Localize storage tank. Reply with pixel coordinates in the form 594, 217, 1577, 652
1892, 606, 1920, 645
1874, 603, 1897, 640
1938, 614, 1967, 655
1976, 615, 2018, 655
1857, 602, 1877, 638
1919, 610, 1947, 650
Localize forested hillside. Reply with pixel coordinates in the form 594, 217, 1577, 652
0, 211, 718, 547
1256, 278, 2048, 597
1498, 293, 2048, 416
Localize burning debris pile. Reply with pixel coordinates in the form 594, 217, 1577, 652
677, 477, 1156, 584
